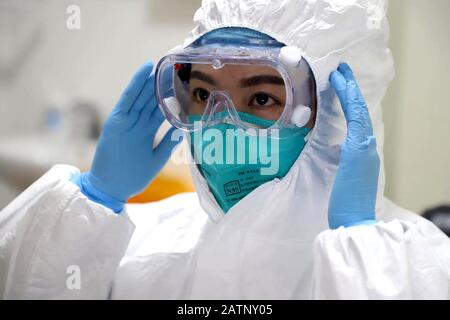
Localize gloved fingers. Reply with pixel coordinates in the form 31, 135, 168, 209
114, 60, 154, 114
135, 105, 167, 140
331, 63, 374, 146
337, 63, 354, 82
149, 104, 166, 129
337, 63, 367, 116
131, 73, 156, 115
329, 69, 347, 112
341, 64, 365, 109
143, 91, 158, 117
135, 94, 158, 131
153, 126, 182, 163
345, 75, 374, 142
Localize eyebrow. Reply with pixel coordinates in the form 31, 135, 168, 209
240, 75, 285, 87
189, 71, 285, 88
190, 71, 216, 85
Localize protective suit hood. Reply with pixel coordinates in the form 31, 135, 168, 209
183, 0, 393, 225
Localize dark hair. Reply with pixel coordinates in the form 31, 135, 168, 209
176, 63, 192, 83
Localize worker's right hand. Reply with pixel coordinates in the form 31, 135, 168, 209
71, 60, 181, 213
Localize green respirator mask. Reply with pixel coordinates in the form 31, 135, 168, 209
189, 112, 310, 213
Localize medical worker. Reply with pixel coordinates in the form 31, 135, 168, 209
1, 0, 449, 299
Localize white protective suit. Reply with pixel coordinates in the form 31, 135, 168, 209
1, 0, 449, 300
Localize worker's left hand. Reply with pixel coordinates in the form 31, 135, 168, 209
327, 63, 380, 229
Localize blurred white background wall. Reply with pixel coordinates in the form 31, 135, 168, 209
0, 0, 449, 213
0, 0, 201, 207
0, 0, 199, 131
384, 0, 450, 214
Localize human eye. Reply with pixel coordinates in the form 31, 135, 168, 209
249, 92, 281, 108
191, 87, 210, 103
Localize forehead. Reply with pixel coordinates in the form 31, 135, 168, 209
190, 63, 282, 80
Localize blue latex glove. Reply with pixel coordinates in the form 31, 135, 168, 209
328, 63, 380, 229
71, 61, 181, 213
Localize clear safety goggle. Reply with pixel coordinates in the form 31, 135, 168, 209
155, 45, 315, 137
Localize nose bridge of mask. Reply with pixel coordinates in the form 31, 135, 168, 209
202, 90, 241, 125
202, 90, 281, 130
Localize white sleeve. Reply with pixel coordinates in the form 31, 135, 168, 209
311, 219, 450, 299
0, 165, 135, 299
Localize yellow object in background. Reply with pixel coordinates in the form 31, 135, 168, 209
129, 161, 195, 203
